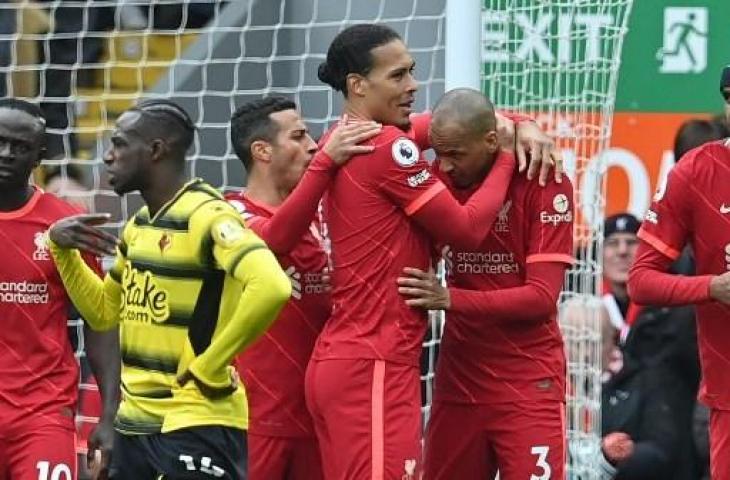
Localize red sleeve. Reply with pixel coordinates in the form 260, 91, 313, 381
408, 112, 431, 150
449, 261, 567, 322
627, 156, 713, 306
242, 150, 335, 255
526, 176, 574, 265
408, 150, 515, 249
628, 242, 713, 306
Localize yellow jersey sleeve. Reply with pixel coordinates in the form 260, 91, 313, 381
187, 211, 291, 389
49, 242, 123, 332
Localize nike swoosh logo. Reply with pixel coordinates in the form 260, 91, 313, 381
721, 204, 730, 214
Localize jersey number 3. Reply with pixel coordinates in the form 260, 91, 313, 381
530, 445, 552, 480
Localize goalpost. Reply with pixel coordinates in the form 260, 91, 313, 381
5, 0, 630, 476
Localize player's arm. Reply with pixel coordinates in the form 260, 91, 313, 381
48, 213, 123, 331
84, 325, 120, 474
244, 120, 380, 255
627, 161, 722, 306
398, 262, 567, 322
407, 151, 516, 250
183, 212, 291, 392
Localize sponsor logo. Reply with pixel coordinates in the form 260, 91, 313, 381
552, 193, 569, 214
644, 209, 658, 225
540, 211, 572, 226
392, 138, 419, 167
720, 204, 730, 214
406, 168, 431, 188
495, 200, 512, 233
0, 281, 49, 304
453, 250, 520, 275
285, 266, 327, 300
33, 231, 50, 261
121, 263, 170, 324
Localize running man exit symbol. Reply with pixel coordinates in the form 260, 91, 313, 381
656, 7, 707, 74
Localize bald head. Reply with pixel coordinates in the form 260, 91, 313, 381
432, 88, 496, 137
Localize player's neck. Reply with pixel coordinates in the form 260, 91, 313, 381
343, 102, 374, 123
245, 172, 288, 207
0, 184, 34, 212
141, 171, 187, 218
609, 281, 629, 303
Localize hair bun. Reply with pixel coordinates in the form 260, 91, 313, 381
318, 62, 333, 85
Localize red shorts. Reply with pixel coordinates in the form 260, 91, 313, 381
0, 411, 77, 480
710, 408, 730, 480
424, 401, 565, 480
248, 433, 323, 480
305, 358, 422, 480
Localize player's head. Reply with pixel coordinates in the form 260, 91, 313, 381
430, 88, 499, 189
318, 24, 416, 129
673, 118, 727, 162
720, 65, 730, 125
0, 98, 46, 192
603, 213, 640, 290
104, 100, 195, 195
230, 96, 317, 194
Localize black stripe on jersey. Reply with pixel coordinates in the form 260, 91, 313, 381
130, 260, 212, 279
122, 351, 179, 374
134, 215, 189, 231
118, 240, 128, 257
121, 381, 173, 399
228, 244, 268, 275
115, 415, 163, 434
188, 270, 225, 356
109, 267, 122, 283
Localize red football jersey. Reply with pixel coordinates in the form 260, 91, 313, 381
0, 189, 83, 425
637, 140, 730, 410
435, 166, 573, 404
311, 113, 443, 366
227, 192, 330, 437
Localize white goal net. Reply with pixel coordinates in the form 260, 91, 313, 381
2, 0, 631, 476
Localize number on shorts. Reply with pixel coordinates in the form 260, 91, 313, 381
530, 446, 552, 480
36, 461, 72, 480
177, 455, 226, 478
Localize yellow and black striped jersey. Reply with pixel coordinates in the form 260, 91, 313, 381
51, 178, 291, 434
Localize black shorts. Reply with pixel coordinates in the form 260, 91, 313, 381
109, 426, 247, 479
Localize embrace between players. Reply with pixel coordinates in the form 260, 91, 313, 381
5, 22, 726, 480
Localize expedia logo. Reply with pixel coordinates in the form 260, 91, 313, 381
121, 263, 170, 324
540, 210, 573, 226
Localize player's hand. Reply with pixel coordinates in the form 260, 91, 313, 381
87, 418, 114, 480
323, 114, 381, 165
515, 120, 564, 186
397, 267, 450, 310
709, 271, 730, 305
177, 368, 239, 400
49, 213, 119, 257
601, 431, 635, 465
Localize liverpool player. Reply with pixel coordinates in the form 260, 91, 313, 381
226, 96, 379, 479
300, 24, 562, 479
0, 98, 119, 479
398, 88, 573, 479
628, 67, 730, 480
48, 100, 292, 479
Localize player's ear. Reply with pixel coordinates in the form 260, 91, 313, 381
250, 140, 272, 164
483, 130, 499, 154
149, 138, 168, 162
347, 73, 367, 98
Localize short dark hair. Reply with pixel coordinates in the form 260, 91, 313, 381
0, 98, 45, 124
230, 96, 297, 172
673, 118, 727, 162
318, 24, 401, 96
130, 99, 195, 155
